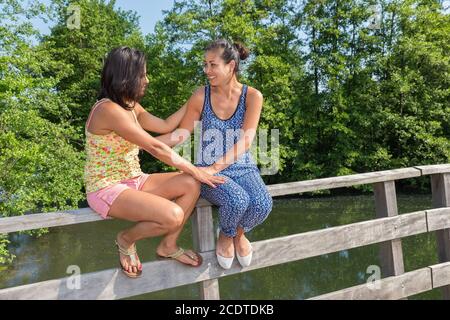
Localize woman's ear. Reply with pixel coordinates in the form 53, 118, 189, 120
228, 60, 236, 74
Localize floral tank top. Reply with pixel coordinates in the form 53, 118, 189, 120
84, 98, 143, 193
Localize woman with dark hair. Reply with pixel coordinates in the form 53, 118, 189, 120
84, 46, 225, 278
158, 40, 273, 269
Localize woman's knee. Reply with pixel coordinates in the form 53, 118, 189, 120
226, 192, 251, 213
202, 179, 250, 213
248, 195, 273, 223
162, 204, 185, 230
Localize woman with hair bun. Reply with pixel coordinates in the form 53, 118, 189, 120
158, 39, 273, 269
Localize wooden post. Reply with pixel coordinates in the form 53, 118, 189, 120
374, 181, 405, 278
191, 205, 220, 300
431, 173, 450, 300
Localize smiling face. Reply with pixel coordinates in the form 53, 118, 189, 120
203, 50, 236, 86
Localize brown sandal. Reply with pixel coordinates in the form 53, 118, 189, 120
115, 240, 142, 278
157, 247, 203, 267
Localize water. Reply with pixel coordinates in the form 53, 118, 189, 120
0, 194, 443, 299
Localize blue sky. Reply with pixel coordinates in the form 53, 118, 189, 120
33, 0, 175, 36
106, 0, 175, 35
28, 0, 450, 36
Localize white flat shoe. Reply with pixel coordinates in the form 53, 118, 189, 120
216, 228, 235, 269
216, 252, 234, 269
236, 244, 253, 267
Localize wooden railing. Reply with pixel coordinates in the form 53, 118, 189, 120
0, 164, 449, 300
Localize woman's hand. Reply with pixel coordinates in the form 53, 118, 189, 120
197, 166, 219, 176
191, 167, 226, 188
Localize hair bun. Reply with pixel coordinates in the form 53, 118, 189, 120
233, 42, 250, 61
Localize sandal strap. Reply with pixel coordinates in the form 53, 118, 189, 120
115, 240, 137, 256
166, 247, 185, 259
129, 253, 138, 265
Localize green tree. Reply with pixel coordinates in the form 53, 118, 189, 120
373, 0, 450, 168
0, 0, 84, 264
42, 0, 145, 132
142, 0, 305, 180
294, 0, 449, 184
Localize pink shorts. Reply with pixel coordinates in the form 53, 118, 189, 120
86, 174, 150, 219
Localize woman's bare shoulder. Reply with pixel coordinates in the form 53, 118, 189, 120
132, 102, 148, 117
246, 86, 263, 100
188, 86, 206, 111
90, 100, 130, 128
192, 86, 206, 100
95, 99, 126, 117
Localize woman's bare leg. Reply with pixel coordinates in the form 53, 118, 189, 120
234, 226, 251, 257
217, 231, 235, 258
140, 172, 202, 265
109, 172, 202, 273
108, 188, 186, 274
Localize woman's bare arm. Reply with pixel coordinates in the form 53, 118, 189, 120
155, 88, 204, 147
134, 102, 187, 134
97, 101, 224, 187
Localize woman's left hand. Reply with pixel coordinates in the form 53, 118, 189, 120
197, 166, 219, 176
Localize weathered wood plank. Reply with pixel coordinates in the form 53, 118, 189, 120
267, 168, 421, 197
309, 268, 432, 300
250, 211, 427, 270
0, 256, 217, 300
0, 211, 428, 300
191, 206, 220, 300
431, 173, 450, 299
426, 208, 450, 231
429, 262, 450, 289
0, 208, 110, 234
0, 202, 212, 234
0, 166, 437, 233
374, 181, 405, 277
432, 173, 450, 208
415, 164, 450, 176
196, 198, 213, 208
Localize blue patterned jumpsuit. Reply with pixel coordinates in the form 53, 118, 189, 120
195, 85, 273, 237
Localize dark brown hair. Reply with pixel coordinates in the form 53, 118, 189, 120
205, 39, 250, 73
98, 46, 147, 110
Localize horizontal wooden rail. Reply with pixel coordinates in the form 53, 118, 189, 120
0, 164, 448, 300
429, 262, 450, 288
1, 207, 448, 300
1, 164, 449, 234
309, 267, 433, 300
415, 164, 450, 175
310, 261, 450, 300
268, 167, 420, 197
427, 208, 450, 231
0, 208, 108, 234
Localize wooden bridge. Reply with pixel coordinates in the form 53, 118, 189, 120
0, 164, 449, 300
